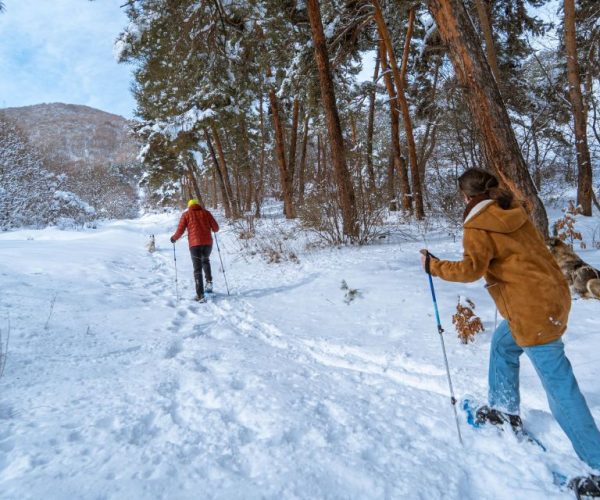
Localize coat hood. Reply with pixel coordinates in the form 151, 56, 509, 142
464, 200, 527, 234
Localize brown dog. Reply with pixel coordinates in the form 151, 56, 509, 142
548, 237, 600, 299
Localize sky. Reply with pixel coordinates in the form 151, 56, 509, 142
0, 0, 136, 118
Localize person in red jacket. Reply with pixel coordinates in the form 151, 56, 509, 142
170, 199, 219, 302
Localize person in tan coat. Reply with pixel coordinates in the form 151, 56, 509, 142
421, 168, 600, 492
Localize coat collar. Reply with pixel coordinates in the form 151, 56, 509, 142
464, 199, 495, 224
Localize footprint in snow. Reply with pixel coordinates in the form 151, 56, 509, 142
164, 340, 182, 359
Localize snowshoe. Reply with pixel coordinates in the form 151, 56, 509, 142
463, 399, 545, 450
475, 405, 523, 434
569, 475, 600, 499
194, 295, 207, 303
205, 281, 213, 294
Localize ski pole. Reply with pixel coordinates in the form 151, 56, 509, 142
421, 250, 463, 446
214, 233, 230, 296
172, 242, 179, 302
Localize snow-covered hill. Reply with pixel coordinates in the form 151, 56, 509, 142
0, 213, 598, 499
1, 104, 142, 219
1, 103, 137, 169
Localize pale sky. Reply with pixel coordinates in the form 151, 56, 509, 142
0, 0, 136, 118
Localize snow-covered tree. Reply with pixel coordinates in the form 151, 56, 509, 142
0, 114, 94, 229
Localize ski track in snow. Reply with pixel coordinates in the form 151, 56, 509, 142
0, 212, 598, 499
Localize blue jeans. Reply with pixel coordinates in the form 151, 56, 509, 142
489, 320, 600, 470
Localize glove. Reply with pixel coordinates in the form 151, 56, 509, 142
419, 249, 438, 275
170, 237, 176, 244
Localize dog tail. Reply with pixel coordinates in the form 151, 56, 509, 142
586, 279, 600, 299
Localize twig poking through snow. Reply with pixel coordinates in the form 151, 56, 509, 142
341, 280, 362, 305
0, 315, 10, 379
45, 293, 58, 330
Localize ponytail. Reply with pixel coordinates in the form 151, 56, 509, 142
459, 168, 513, 210
488, 187, 513, 210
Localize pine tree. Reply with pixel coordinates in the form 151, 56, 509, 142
427, 0, 549, 236
563, 0, 593, 215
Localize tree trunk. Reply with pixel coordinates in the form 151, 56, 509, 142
186, 157, 204, 205
211, 167, 218, 208
288, 98, 300, 191
307, 0, 359, 239
427, 0, 549, 235
211, 124, 239, 217
564, 0, 592, 216
417, 56, 442, 182
205, 127, 233, 218
474, 0, 501, 86
366, 49, 380, 191
255, 96, 267, 218
298, 113, 310, 205
387, 153, 397, 211
267, 74, 296, 219
240, 114, 254, 212
229, 132, 243, 214
380, 39, 411, 212
373, 1, 424, 218
316, 133, 322, 183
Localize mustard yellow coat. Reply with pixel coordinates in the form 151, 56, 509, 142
430, 200, 571, 347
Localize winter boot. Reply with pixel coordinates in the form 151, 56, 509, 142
205, 281, 213, 294
475, 405, 523, 434
569, 475, 600, 498
195, 294, 206, 303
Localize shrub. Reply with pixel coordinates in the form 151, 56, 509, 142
452, 296, 484, 344
554, 201, 585, 249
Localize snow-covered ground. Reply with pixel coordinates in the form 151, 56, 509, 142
0, 211, 599, 500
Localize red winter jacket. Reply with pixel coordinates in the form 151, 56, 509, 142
171, 205, 219, 247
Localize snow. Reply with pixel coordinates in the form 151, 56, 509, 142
0, 211, 599, 499
148, 107, 216, 142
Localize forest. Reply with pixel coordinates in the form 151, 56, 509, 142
115, 0, 599, 243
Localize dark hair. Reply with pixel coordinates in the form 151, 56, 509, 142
458, 168, 513, 210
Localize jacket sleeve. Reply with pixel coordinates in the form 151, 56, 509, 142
171, 213, 188, 241
207, 211, 219, 232
429, 228, 494, 283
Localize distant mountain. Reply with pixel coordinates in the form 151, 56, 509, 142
2, 103, 138, 173
2, 103, 143, 219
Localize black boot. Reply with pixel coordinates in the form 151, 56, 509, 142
569, 474, 600, 498
475, 405, 523, 433
569, 475, 600, 498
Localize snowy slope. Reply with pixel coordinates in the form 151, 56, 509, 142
0, 212, 599, 500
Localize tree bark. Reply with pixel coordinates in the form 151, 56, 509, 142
316, 133, 322, 183
379, 39, 411, 212
427, 0, 549, 235
228, 132, 243, 214
204, 128, 230, 217
206, 126, 236, 218
372, 1, 424, 218
366, 49, 380, 191
288, 98, 300, 191
240, 114, 254, 212
307, 0, 359, 239
186, 156, 204, 205
211, 167, 218, 208
255, 96, 267, 218
474, 0, 501, 86
298, 113, 310, 205
417, 56, 442, 182
266, 68, 296, 219
564, 0, 592, 215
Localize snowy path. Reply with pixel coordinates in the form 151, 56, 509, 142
0, 213, 599, 499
